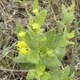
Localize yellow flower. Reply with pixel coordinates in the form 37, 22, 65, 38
16, 41, 27, 48
19, 47, 28, 55
32, 23, 40, 30
47, 49, 53, 56
18, 31, 26, 37
32, 9, 39, 16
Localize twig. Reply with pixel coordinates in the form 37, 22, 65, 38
0, 67, 30, 72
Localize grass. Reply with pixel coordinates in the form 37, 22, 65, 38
0, 0, 79, 79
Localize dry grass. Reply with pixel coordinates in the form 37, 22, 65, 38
0, 0, 79, 80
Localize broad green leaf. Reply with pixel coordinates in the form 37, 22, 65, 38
52, 33, 69, 49
37, 34, 46, 42
25, 31, 37, 49
26, 50, 39, 64
40, 29, 55, 50
55, 48, 66, 61
33, 0, 39, 11
62, 4, 67, 16
68, 1, 75, 14
62, 4, 74, 25
62, 13, 74, 25
13, 54, 28, 63
56, 21, 65, 33
26, 10, 35, 31
67, 30, 75, 39
27, 71, 35, 80
16, 23, 24, 33
36, 60, 45, 77
28, 13, 34, 26
42, 54, 61, 69
52, 33, 63, 49
61, 66, 70, 80
36, 60, 45, 73
50, 69, 62, 80
24, 31, 31, 46
41, 72, 51, 80
20, 63, 35, 70
27, 11, 34, 31
35, 10, 47, 27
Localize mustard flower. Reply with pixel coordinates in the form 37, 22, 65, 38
19, 47, 28, 55
32, 9, 39, 16
18, 31, 26, 37
32, 23, 40, 31
16, 41, 27, 48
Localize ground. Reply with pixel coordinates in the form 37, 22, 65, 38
0, 0, 80, 80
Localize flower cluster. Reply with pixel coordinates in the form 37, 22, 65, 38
17, 31, 26, 37
32, 9, 39, 16
16, 31, 29, 55
32, 23, 40, 32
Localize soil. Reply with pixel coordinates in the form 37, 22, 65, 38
0, 0, 80, 80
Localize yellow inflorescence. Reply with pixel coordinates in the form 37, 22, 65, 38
18, 31, 26, 37
16, 41, 27, 48
16, 30, 29, 55
16, 40, 28, 55
32, 23, 40, 31
32, 9, 39, 16
19, 47, 28, 55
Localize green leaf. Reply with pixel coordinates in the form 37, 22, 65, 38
25, 31, 36, 49
52, 33, 69, 49
61, 4, 74, 25
68, 1, 75, 14
62, 4, 67, 16
36, 60, 45, 73
13, 54, 28, 63
55, 48, 66, 61
16, 23, 24, 33
52, 33, 63, 49
41, 72, 51, 80
33, 0, 39, 11
63, 26, 67, 39
40, 29, 55, 50
26, 50, 39, 64
36, 60, 45, 77
26, 11, 34, 31
56, 21, 65, 33
35, 10, 47, 27
27, 71, 35, 80
28, 13, 34, 27
62, 13, 74, 25
61, 66, 70, 80
67, 30, 75, 39
42, 54, 62, 69
37, 34, 46, 42
20, 63, 35, 70
50, 69, 62, 80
